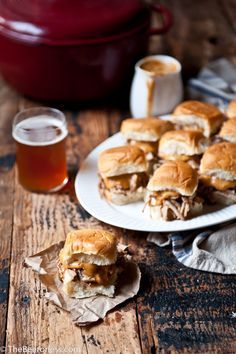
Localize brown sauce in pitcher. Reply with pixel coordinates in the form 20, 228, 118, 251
141, 59, 178, 115
141, 60, 177, 76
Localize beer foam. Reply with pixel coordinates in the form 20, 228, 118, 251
13, 115, 68, 146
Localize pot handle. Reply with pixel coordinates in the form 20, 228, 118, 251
149, 3, 173, 35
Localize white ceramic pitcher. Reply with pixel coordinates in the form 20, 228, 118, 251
130, 55, 183, 118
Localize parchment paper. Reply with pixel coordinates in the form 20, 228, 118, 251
24, 241, 141, 326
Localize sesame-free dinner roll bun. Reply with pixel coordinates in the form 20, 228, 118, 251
226, 100, 236, 118
200, 142, 236, 180
98, 145, 147, 178
219, 118, 236, 143
158, 130, 209, 157
173, 100, 224, 137
147, 160, 198, 196
130, 139, 159, 155
59, 229, 117, 267
120, 118, 174, 142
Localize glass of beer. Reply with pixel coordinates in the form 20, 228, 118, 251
12, 107, 68, 192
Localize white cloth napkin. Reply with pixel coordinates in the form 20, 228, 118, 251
187, 58, 236, 111
147, 222, 236, 274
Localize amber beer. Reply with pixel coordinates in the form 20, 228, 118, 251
13, 107, 68, 192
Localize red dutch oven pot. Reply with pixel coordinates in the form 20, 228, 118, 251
0, 0, 173, 101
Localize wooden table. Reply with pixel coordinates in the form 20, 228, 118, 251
1, 0, 236, 352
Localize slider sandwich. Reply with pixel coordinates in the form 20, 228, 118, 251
172, 100, 224, 137
58, 229, 123, 298
158, 130, 209, 169
120, 118, 173, 171
218, 118, 236, 143
98, 145, 148, 205
226, 99, 236, 119
199, 142, 236, 205
145, 160, 203, 221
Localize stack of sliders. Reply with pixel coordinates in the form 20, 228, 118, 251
98, 145, 148, 205
58, 229, 124, 298
171, 100, 225, 137
96, 99, 236, 221
199, 142, 236, 205
144, 160, 203, 220
120, 118, 173, 173
226, 99, 236, 118
158, 130, 209, 169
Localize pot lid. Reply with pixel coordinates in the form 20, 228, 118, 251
0, 0, 149, 44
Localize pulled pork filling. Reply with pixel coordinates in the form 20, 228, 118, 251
147, 190, 203, 221
58, 254, 125, 287
199, 175, 236, 205
99, 172, 148, 196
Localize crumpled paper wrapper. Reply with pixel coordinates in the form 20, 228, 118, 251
24, 241, 141, 326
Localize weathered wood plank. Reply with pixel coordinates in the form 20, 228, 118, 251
0, 77, 18, 346
0, 169, 14, 346
5, 185, 87, 350
5, 101, 142, 353
219, 0, 236, 34
135, 241, 236, 353
155, 0, 236, 80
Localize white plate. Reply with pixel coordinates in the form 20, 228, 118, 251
75, 132, 236, 232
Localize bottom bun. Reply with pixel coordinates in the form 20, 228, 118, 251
146, 201, 203, 221
63, 281, 115, 299
103, 187, 145, 205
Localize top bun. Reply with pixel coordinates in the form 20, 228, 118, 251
121, 118, 173, 142
147, 160, 198, 196
219, 118, 236, 143
59, 229, 117, 267
158, 130, 208, 157
173, 100, 224, 137
226, 100, 236, 119
98, 145, 147, 178
130, 139, 158, 154
200, 142, 236, 180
